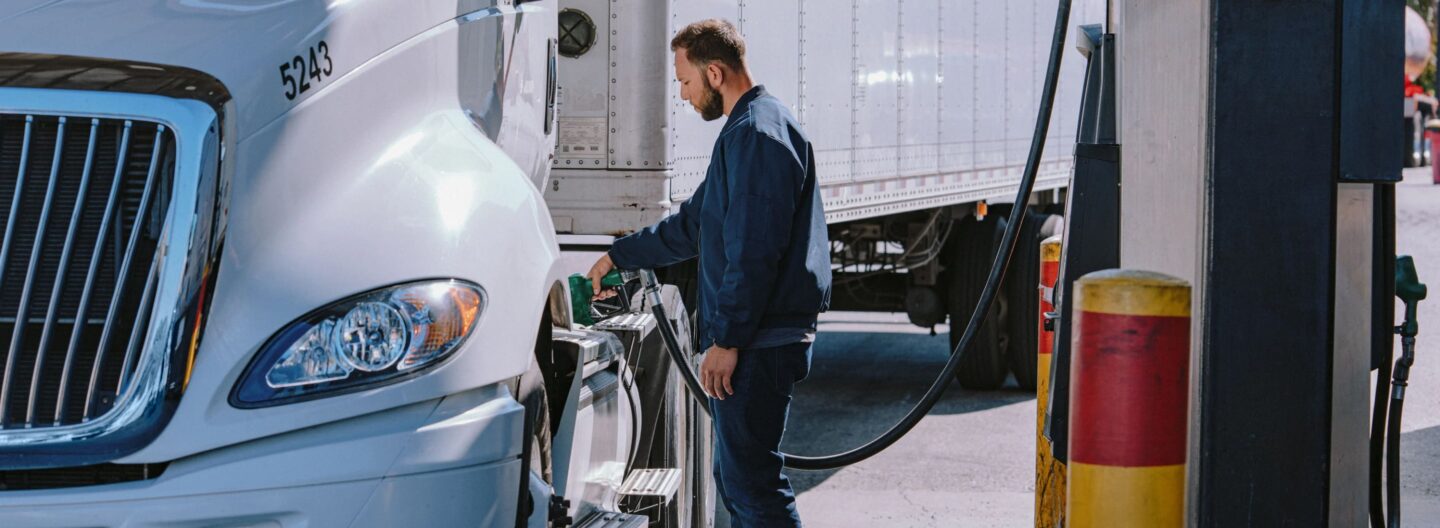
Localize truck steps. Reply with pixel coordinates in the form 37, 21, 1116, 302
617, 468, 682, 500
574, 511, 648, 528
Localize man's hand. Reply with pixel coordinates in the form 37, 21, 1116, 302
700, 345, 739, 399
587, 253, 617, 301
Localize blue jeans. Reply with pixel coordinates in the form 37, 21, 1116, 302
710, 342, 812, 528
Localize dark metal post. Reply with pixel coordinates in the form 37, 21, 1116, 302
1043, 26, 1120, 463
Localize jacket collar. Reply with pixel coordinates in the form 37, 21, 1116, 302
721, 85, 766, 133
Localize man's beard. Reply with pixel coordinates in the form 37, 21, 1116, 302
698, 82, 724, 121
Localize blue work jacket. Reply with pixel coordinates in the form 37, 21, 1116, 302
609, 85, 832, 350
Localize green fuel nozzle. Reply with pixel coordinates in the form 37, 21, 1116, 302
1392, 255, 1427, 407
569, 270, 626, 325
1396, 255, 1427, 338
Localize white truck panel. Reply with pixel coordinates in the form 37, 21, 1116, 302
554, 0, 612, 170
1006, 0, 1040, 170
939, 0, 977, 175
802, 4, 857, 187
975, 0, 1010, 173
900, 0, 942, 180
852, 1, 902, 184
609, 0, 673, 170
740, 0, 802, 123
546, 0, 1103, 234
666, 0, 741, 200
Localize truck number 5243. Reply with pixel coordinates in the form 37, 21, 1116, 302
279, 41, 334, 101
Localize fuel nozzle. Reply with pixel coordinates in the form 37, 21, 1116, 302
569, 270, 627, 325
1396, 255, 1426, 339
1392, 255, 1426, 401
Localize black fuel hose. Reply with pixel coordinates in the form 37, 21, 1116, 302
1370, 334, 1392, 528
1386, 393, 1403, 528
1386, 333, 1417, 528
638, 0, 1073, 471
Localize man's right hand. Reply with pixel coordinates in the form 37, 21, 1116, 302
587, 253, 618, 301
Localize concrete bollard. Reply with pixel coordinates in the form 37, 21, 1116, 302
1067, 270, 1190, 527
1036, 235, 1065, 528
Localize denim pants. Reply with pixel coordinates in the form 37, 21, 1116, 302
710, 341, 812, 528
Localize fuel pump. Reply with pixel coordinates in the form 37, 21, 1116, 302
1373, 255, 1427, 528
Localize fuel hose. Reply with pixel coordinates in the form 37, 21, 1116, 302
636, 0, 1074, 471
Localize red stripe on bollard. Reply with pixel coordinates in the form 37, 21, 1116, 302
1069, 310, 1190, 467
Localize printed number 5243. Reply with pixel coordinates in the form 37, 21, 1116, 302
279, 41, 334, 101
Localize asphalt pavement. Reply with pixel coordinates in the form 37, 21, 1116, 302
783, 167, 1440, 526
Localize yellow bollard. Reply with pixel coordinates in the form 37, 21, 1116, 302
1067, 270, 1190, 528
1036, 236, 1065, 528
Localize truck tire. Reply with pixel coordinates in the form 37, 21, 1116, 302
946, 215, 1010, 390
1003, 211, 1063, 391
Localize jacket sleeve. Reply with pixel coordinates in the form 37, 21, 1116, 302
709, 130, 804, 349
607, 182, 705, 270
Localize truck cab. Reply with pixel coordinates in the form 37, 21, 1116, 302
0, 1, 713, 526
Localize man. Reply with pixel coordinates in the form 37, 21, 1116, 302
585, 19, 830, 528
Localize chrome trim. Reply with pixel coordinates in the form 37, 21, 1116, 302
53, 121, 132, 425
0, 117, 33, 322
0, 87, 220, 468
115, 255, 160, 396
84, 125, 165, 420
26, 119, 100, 426
0, 116, 67, 424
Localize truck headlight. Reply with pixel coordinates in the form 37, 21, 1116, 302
231, 280, 485, 407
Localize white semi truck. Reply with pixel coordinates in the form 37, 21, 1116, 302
0, 1, 1099, 527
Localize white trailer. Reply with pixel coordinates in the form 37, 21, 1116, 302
0, 0, 1098, 527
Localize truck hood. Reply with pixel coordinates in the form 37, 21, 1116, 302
0, 0, 485, 138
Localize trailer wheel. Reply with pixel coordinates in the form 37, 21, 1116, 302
1003, 211, 1063, 391
946, 215, 1010, 390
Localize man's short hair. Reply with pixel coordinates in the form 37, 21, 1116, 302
670, 19, 746, 72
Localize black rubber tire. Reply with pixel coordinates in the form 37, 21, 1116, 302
516, 365, 553, 528
1003, 210, 1063, 391
946, 215, 1010, 390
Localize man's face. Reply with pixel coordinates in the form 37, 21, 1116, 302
674, 48, 725, 122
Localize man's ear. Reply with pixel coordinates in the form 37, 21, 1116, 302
706, 62, 725, 89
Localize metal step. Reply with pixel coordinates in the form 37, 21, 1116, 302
618, 467, 682, 500
574, 511, 648, 528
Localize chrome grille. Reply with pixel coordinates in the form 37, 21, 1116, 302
0, 113, 170, 429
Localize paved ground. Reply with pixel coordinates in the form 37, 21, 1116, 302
783, 167, 1440, 527
784, 313, 1035, 527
